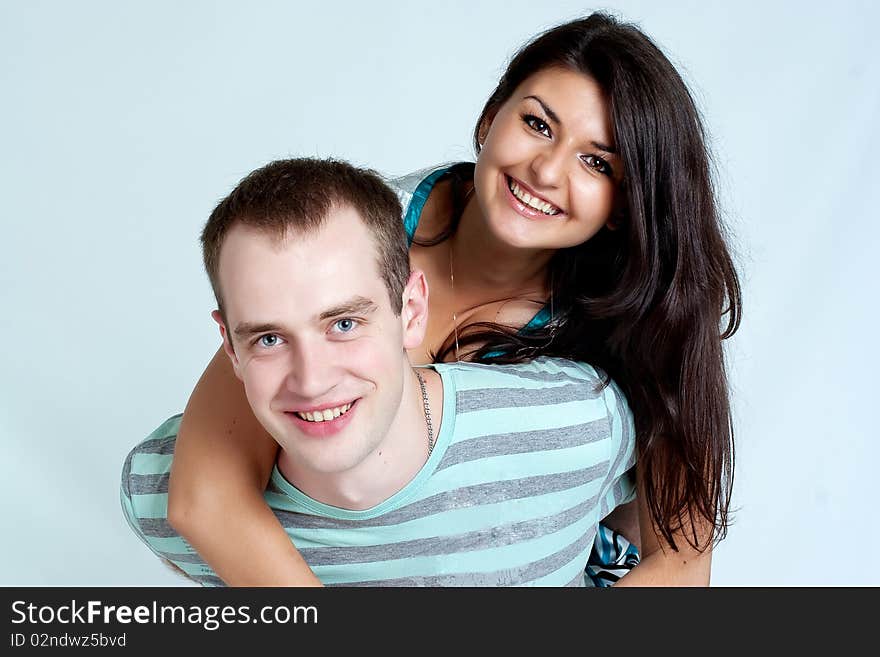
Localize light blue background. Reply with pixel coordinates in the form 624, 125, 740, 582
1, 0, 877, 586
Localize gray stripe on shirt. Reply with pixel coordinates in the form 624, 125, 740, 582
298, 494, 599, 567
129, 473, 170, 495
453, 363, 600, 387
271, 463, 606, 530
137, 517, 178, 538
337, 529, 595, 587
456, 382, 602, 413
137, 436, 177, 455
437, 419, 610, 471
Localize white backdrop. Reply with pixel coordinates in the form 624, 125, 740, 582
1, 0, 877, 586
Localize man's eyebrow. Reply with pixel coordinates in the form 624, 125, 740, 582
318, 296, 378, 321
524, 94, 617, 154
233, 322, 283, 339
230, 297, 378, 339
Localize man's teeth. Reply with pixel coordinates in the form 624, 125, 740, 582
508, 178, 560, 215
295, 402, 353, 422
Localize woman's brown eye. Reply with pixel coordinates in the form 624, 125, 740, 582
583, 155, 611, 176
523, 114, 550, 137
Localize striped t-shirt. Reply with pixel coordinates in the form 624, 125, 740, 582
120, 356, 637, 586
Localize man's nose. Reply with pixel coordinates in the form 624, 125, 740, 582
284, 339, 336, 400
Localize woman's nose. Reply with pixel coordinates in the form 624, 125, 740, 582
529, 146, 566, 189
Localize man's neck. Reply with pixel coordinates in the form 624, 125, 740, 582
276, 366, 444, 511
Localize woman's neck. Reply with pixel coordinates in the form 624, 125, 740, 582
451, 192, 554, 299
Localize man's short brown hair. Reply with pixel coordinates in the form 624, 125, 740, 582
201, 158, 409, 318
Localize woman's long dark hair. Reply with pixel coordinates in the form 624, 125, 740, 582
425, 13, 741, 551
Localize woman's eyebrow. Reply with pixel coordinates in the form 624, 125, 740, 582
525, 94, 617, 154
524, 95, 560, 124
592, 140, 617, 155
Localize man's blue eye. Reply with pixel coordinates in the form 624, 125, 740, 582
335, 319, 355, 332
259, 334, 279, 347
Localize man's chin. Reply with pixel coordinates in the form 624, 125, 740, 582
275, 444, 370, 485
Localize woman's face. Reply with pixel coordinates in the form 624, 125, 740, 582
473, 66, 622, 251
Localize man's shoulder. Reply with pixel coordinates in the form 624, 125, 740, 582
120, 414, 220, 587
437, 356, 605, 389
440, 357, 638, 433
124, 415, 181, 468
120, 414, 181, 505
433, 357, 619, 421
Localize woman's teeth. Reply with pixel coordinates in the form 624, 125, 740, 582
295, 402, 353, 422
508, 178, 561, 215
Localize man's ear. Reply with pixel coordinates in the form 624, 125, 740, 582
212, 310, 243, 380
400, 270, 429, 351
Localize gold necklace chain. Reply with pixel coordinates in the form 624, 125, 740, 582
414, 369, 434, 455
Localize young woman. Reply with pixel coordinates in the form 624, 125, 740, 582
167, 12, 741, 586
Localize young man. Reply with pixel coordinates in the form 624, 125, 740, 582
121, 158, 636, 586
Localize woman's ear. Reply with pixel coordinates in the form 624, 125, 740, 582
400, 270, 429, 351
477, 110, 498, 149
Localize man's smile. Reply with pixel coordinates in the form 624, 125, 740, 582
293, 401, 355, 422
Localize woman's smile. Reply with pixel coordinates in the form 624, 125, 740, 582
505, 175, 564, 216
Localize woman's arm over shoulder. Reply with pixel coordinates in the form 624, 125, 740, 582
167, 346, 321, 586
612, 470, 712, 587
594, 373, 711, 586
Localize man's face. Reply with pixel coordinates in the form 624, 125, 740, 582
214, 206, 421, 476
